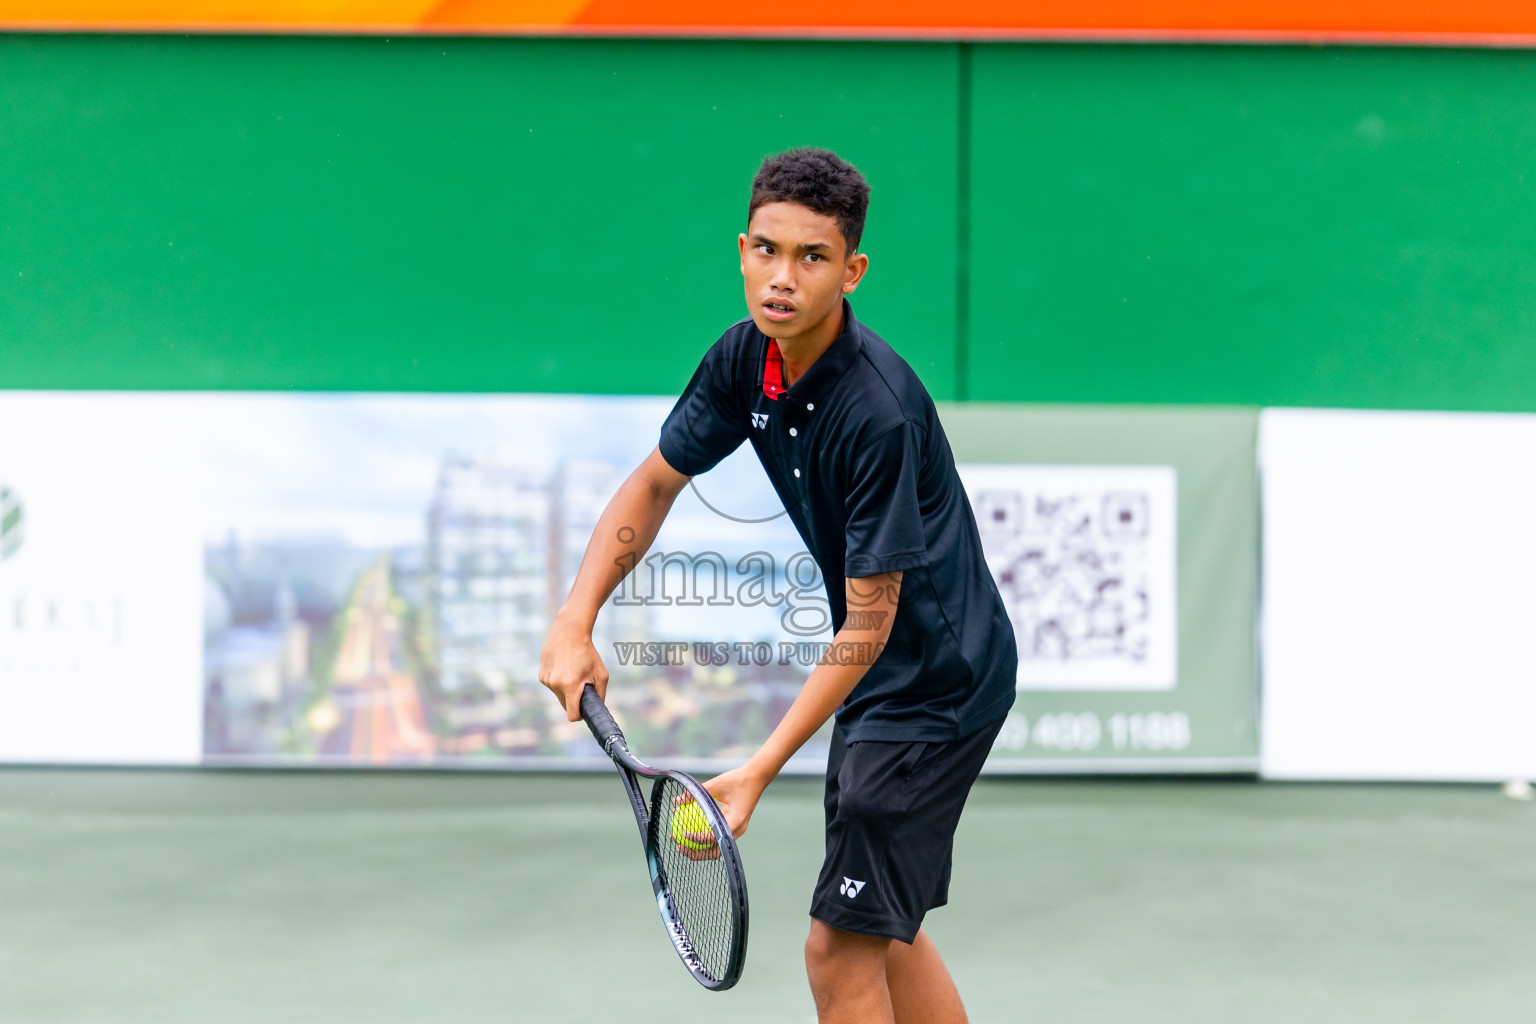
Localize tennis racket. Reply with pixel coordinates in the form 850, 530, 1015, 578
579, 684, 749, 990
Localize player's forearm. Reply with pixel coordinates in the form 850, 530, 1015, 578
744, 572, 902, 783
743, 646, 874, 783
555, 449, 686, 634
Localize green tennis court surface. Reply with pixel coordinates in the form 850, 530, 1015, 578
0, 771, 1529, 1023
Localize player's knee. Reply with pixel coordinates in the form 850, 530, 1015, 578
804, 920, 885, 982
804, 921, 839, 973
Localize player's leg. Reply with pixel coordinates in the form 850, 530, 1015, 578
804, 919, 894, 1023
878, 716, 1006, 1024
886, 926, 967, 1024
808, 725, 936, 1022
807, 720, 994, 1023
806, 724, 898, 1022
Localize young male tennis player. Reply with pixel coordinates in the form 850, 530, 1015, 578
539, 148, 1017, 1023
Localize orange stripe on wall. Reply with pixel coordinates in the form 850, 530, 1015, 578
0, 0, 436, 26
2, 0, 1536, 36
567, 0, 1536, 34
420, 0, 585, 26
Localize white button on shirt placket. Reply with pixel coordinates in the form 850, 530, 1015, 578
792, 405, 813, 480
790, 417, 801, 478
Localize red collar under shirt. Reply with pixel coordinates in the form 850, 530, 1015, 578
763, 339, 788, 401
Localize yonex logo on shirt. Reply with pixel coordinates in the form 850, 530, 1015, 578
839, 877, 866, 899
751, 412, 769, 429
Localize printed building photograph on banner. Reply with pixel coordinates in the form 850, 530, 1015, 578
196, 393, 817, 767
957, 465, 1178, 690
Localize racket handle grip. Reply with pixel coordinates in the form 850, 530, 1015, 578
580, 684, 626, 750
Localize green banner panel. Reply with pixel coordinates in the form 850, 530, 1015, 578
0, 35, 958, 398
942, 404, 1259, 771
966, 45, 1536, 411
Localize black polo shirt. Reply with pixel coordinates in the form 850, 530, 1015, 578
658, 300, 1017, 743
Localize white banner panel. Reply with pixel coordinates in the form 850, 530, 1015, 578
0, 394, 203, 763
1260, 409, 1536, 781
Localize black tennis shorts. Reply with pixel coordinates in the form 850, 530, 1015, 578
809, 714, 1006, 944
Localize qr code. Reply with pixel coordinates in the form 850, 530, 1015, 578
958, 465, 1178, 690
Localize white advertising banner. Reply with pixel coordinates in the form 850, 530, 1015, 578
1260, 408, 1536, 781
0, 394, 203, 763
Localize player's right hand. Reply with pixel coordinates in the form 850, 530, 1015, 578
538, 614, 609, 722
701, 764, 765, 841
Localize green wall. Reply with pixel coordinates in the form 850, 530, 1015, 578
3, 36, 1536, 410
969, 45, 1536, 409
0, 35, 959, 396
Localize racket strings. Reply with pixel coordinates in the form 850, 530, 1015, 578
650, 776, 738, 983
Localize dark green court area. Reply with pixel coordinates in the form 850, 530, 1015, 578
0, 771, 1529, 1023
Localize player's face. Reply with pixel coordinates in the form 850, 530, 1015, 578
739, 202, 868, 343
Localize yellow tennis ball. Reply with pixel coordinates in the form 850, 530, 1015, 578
670, 800, 715, 851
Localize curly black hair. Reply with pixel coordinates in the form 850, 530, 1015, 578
748, 148, 870, 257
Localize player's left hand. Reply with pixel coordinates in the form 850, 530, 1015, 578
702, 765, 766, 841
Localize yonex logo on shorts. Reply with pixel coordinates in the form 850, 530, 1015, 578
839, 877, 865, 899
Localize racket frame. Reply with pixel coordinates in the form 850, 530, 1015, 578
580, 685, 749, 991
